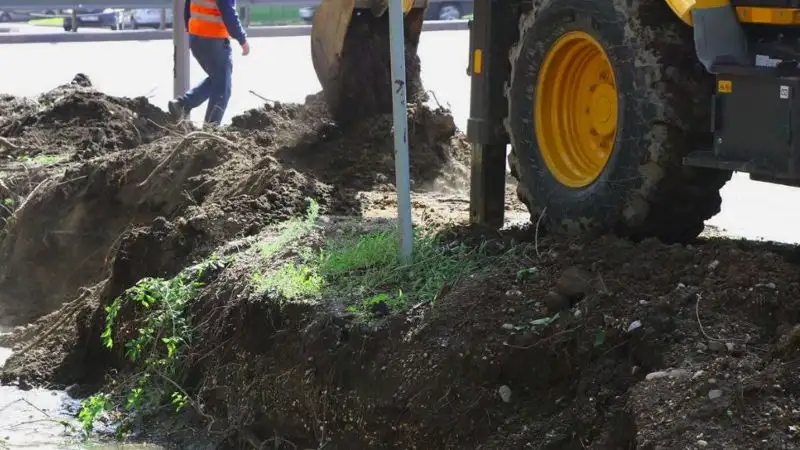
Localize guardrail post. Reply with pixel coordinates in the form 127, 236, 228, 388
172, 0, 190, 97
70, 9, 77, 32
160, 8, 167, 30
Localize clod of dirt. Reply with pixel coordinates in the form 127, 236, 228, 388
273, 103, 469, 192
554, 266, 600, 301
319, 10, 428, 125
0, 74, 171, 160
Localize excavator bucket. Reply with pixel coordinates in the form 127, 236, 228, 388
311, 0, 429, 123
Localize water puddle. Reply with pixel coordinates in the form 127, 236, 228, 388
0, 327, 162, 450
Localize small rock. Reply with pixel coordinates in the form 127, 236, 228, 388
708, 389, 723, 400
506, 289, 522, 297
501, 323, 515, 331
708, 340, 726, 352
697, 439, 708, 447
725, 342, 735, 352
645, 369, 691, 381
674, 285, 700, 303
692, 370, 705, 380
707, 260, 720, 270
544, 290, 570, 313
697, 343, 708, 352
498, 385, 512, 403
554, 266, 598, 301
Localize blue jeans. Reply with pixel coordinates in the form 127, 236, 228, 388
180, 35, 232, 125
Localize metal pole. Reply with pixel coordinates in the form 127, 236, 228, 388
388, 0, 413, 260
172, 0, 190, 97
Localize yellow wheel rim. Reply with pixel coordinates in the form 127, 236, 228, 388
535, 31, 618, 188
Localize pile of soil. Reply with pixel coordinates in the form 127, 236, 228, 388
233, 97, 469, 192
0, 74, 171, 160
7, 218, 800, 449
160, 231, 797, 449
0, 77, 471, 327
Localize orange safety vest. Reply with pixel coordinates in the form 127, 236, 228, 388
188, 0, 230, 39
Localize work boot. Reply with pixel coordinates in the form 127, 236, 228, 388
168, 99, 186, 122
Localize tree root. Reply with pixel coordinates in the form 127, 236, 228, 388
137, 131, 237, 188
11, 282, 105, 361
0, 137, 20, 154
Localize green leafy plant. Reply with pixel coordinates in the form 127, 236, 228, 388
79, 255, 229, 435
78, 393, 111, 433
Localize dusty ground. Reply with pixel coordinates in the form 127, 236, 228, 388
2, 76, 800, 450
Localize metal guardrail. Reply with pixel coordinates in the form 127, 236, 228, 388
0, 19, 468, 44
2, 1, 319, 8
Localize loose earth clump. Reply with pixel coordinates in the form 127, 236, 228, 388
316, 10, 428, 125
0, 75, 171, 161
2, 77, 799, 450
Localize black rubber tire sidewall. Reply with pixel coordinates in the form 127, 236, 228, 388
508, 0, 643, 232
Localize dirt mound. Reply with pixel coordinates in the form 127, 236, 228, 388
8, 221, 800, 449
232, 97, 469, 192
0, 80, 470, 327
165, 233, 800, 448
0, 74, 171, 160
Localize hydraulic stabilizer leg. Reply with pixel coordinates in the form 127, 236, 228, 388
691, 0, 750, 72
467, 0, 517, 228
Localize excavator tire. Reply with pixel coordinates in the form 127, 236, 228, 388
313, 6, 428, 124
505, 0, 732, 243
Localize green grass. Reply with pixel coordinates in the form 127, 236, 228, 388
17, 154, 61, 165
248, 6, 304, 26
251, 201, 523, 319
28, 17, 63, 27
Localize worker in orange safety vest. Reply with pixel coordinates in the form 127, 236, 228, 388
168, 0, 250, 125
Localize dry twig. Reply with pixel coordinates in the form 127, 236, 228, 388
534, 206, 547, 259
249, 90, 277, 104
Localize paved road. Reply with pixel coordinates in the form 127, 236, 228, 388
0, 31, 796, 244
0, 22, 113, 34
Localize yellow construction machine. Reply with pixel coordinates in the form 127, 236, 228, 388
311, 0, 800, 243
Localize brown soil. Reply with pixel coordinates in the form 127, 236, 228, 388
0, 74, 171, 161
3, 77, 799, 450
318, 9, 428, 124
178, 231, 800, 450
0, 75, 475, 327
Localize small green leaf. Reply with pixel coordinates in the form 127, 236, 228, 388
593, 329, 605, 347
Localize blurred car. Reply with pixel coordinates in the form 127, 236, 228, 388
129, 8, 173, 29
0, 10, 32, 22
63, 8, 127, 31
0, 9, 60, 22
298, 1, 472, 23
299, 6, 314, 23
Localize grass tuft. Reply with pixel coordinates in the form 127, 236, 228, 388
251, 200, 523, 320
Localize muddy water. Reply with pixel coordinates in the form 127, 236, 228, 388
0, 327, 163, 450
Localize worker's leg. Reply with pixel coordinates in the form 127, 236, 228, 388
170, 36, 217, 119
203, 39, 233, 125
